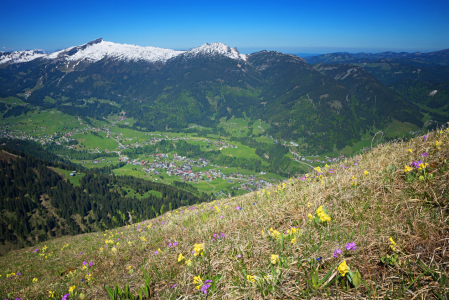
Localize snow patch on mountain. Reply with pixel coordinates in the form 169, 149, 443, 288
184, 43, 246, 61
0, 50, 46, 64
47, 39, 185, 63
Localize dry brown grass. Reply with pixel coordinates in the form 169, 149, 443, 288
1, 129, 449, 299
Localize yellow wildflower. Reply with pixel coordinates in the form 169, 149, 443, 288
418, 163, 429, 170
193, 275, 202, 284
193, 275, 203, 290
48, 291, 55, 298
291, 238, 296, 244
32, 278, 38, 283
338, 261, 349, 277
126, 266, 132, 270
351, 176, 356, 180
178, 253, 184, 262
185, 259, 192, 266
193, 243, 205, 257
82, 265, 87, 270
351, 181, 357, 186
270, 229, 281, 238
364, 170, 369, 176
316, 206, 331, 222
287, 227, 299, 234
389, 237, 396, 245
325, 164, 329, 168
68, 285, 76, 293
271, 254, 279, 264
308, 213, 313, 220
408, 149, 413, 153
314, 166, 321, 173
307, 202, 311, 207
261, 230, 265, 237
404, 166, 411, 173
435, 141, 441, 146
247, 275, 256, 283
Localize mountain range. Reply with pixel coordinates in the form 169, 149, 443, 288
1, 39, 448, 153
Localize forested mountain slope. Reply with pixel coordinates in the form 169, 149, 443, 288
0, 145, 206, 255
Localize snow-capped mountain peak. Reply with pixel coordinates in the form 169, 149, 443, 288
184, 43, 246, 61
47, 38, 185, 63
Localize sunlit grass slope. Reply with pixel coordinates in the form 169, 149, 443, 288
1, 128, 449, 299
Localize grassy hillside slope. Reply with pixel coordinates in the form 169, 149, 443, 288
1, 128, 449, 299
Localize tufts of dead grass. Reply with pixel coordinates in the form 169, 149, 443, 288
1, 128, 449, 299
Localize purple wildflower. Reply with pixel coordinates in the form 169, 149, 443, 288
16, 272, 21, 275
421, 152, 429, 157
83, 261, 87, 266
173, 242, 179, 246
220, 233, 225, 239
346, 242, 357, 251
167, 243, 172, 248
171, 284, 177, 289
200, 280, 212, 294
89, 261, 94, 267
33, 249, 38, 253
211, 239, 215, 242
220, 215, 224, 219
354, 162, 358, 165
213, 233, 217, 238
423, 135, 428, 141
236, 206, 240, 210
62, 294, 70, 300
237, 254, 241, 258
333, 249, 342, 258
411, 161, 423, 168
154, 251, 159, 255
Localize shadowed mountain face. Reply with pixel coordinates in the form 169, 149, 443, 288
0, 39, 425, 153
305, 49, 449, 131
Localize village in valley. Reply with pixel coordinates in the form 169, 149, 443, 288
0, 98, 422, 197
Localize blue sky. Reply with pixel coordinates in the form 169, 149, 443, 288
1, 0, 448, 54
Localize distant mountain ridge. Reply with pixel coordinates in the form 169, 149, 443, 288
305, 49, 449, 66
